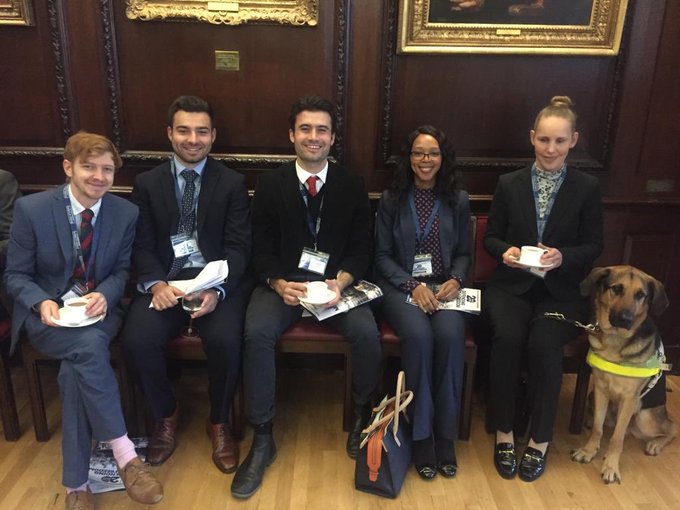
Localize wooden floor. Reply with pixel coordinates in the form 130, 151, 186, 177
1, 362, 680, 510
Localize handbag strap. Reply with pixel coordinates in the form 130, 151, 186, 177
360, 371, 413, 447
366, 423, 386, 482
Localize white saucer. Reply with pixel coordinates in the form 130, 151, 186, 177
517, 260, 554, 269
298, 289, 336, 305
53, 311, 104, 328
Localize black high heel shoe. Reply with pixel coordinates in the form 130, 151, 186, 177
494, 442, 518, 480
415, 464, 437, 480
435, 438, 457, 478
518, 446, 547, 482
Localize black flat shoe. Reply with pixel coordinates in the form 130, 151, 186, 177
230, 434, 277, 499
436, 460, 458, 478
494, 442, 518, 480
415, 464, 437, 480
518, 446, 547, 482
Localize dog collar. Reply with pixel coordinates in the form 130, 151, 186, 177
586, 349, 662, 378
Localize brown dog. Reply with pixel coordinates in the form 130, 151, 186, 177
571, 265, 677, 483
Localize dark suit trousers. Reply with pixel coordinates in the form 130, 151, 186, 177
243, 284, 381, 425
381, 288, 466, 441
484, 280, 588, 442
25, 308, 126, 488
121, 281, 251, 424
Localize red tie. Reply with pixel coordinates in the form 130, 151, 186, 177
306, 176, 319, 197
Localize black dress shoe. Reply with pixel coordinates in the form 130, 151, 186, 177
346, 402, 372, 459
230, 434, 277, 499
494, 442, 518, 480
437, 459, 458, 478
415, 464, 437, 480
518, 446, 547, 482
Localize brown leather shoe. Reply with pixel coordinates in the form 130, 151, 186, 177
147, 407, 179, 465
206, 420, 239, 473
64, 489, 94, 510
119, 457, 164, 505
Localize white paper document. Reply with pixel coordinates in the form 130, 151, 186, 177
168, 259, 229, 295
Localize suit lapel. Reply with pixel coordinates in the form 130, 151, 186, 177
160, 162, 180, 234
51, 186, 74, 272
281, 164, 304, 224
94, 194, 113, 281
399, 197, 416, 266
543, 168, 575, 240
515, 169, 539, 242
197, 158, 219, 231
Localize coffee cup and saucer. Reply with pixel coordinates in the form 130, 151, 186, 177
298, 281, 336, 305
510, 246, 554, 269
53, 297, 104, 327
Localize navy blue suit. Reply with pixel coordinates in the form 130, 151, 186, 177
483, 165, 603, 442
375, 188, 471, 441
4, 185, 138, 487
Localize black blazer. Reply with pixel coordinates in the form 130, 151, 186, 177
250, 161, 372, 283
130, 157, 251, 293
483, 166, 603, 301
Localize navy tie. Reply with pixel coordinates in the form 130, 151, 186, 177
168, 169, 197, 278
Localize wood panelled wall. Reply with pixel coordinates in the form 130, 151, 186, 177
0, 0, 679, 337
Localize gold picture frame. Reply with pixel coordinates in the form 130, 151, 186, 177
125, 0, 319, 26
0, 0, 34, 26
398, 0, 628, 55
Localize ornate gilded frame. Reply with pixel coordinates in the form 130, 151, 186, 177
0, 0, 34, 26
125, 0, 318, 26
398, 0, 628, 55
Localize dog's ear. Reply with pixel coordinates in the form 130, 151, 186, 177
581, 267, 610, 297
647, 277, 669, 316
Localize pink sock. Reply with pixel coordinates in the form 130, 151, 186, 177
109, 434, 138, 469
66, 482, 88, 494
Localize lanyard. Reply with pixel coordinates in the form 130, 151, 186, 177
531, 165, 565, 242
62, 185, 101, 283
299, 182, 324, 250
409, 191, 440, 252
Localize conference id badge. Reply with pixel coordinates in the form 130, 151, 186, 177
298, 247, 329, 275
170, 233, 199, 258
61, 281, 88, 301
412, 253, 433, 277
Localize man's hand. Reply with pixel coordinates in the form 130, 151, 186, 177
150, 282, 184, 310
435, 279, 460, 302
83, 292, 108, 318
187, 289, 219, 319
411, 284, 439, 315
270, 278, 306, 306
39, 299, 61, 326
323, 271, 354, 307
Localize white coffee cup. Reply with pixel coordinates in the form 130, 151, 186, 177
61, 297, 90, 324
305, 281, 331, 301
519, 246, 547, 266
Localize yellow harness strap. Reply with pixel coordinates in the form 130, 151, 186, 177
586, 349, 660, 378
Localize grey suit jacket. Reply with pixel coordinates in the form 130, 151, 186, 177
4, 185, 138, 351
374, 188, 471, 291
483, 166, 603, 301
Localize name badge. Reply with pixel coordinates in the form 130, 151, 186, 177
61, 281, 89, 301
170, 234, 199, 258
298, 247, 330, 275
412, 253, 433, 277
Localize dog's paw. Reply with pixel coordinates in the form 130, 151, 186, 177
644, 438, 666, 456
571, 447, 598, 463
601, 462, 622, 484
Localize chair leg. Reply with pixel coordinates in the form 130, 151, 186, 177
22, 343, 51, 442
459, 344, 477, 441
0, 349, 20, 441
342, 348, 353, 432
569, 361, 591, 434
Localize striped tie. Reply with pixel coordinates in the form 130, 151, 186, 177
306, 176, 319, 197
73, 208, 95, 290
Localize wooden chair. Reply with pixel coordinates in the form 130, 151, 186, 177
0, 319, 20, 441
22, 340, 135, 442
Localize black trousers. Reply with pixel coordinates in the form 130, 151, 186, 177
121, 279, 252, 424
483, 280, 587, 443
243, 284, 381, 426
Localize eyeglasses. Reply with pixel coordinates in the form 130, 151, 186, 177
410, 151, 442, 160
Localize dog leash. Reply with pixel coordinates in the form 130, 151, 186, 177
540, 312, 671, 398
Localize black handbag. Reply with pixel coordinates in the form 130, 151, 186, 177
354, 371, 413, 498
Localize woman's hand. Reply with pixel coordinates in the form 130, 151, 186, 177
435, 279, 461, 302
537, 243, 562, 270
502, 246, 523, 268
411, 284, 439, 314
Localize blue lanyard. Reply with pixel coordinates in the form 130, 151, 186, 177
531, 165, 565, 242
62, 185, 101, 282
409, 191, 440, 253
299, 182, 324, 251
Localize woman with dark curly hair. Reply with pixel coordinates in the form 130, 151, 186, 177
375, 125, 471, 480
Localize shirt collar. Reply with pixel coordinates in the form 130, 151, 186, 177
295, 160, 329, 186
532, 162, 567, 180
173, 155, 208, 178
67, 184, 102, 218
